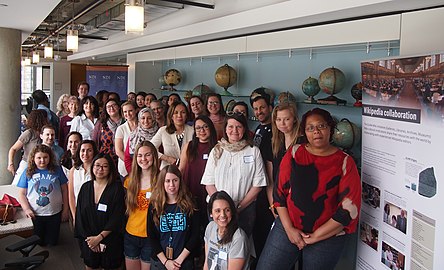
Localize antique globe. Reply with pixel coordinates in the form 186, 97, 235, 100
192, 83, 213, 100
184, 90, 193, 103
215, 64, 237, 96
250, 87, 275, 106
351, 82, 363, 107
275, 91, 296, 104
332, 119, 361, 150
301, 77, 321, 103
164, 69, 182, 88
318, 67, 347, 105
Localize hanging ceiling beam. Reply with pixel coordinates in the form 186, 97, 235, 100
158, 0, 214, 9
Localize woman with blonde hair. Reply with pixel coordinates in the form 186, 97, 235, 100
124, 141, 160, 270
56, 94, 70, 118
59, 95, 79, 149
271, 101, 301, 185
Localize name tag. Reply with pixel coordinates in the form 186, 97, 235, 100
67, 121, 72, 126
146, 192, 152, 199
243, 155, 254, 163
98, 203, 107, 212
203, 154, 209, 160
219, 250, 227, 260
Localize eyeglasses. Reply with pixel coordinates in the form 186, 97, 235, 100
106, 104, 118, 109
195, 124, 209, 132
305, 123, 329, 132
226, 111, 246, 118
94, 164, 109, 170
208, 101, 220, 105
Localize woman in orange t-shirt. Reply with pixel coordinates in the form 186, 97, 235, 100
124, 141, 159, 270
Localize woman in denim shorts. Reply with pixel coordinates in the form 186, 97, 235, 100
124, 141, 160, 269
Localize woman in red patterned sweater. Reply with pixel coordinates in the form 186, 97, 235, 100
257, 108, 361, 270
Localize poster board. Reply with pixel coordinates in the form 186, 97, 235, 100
357, 54, 444, 270
86, 65, 128, 99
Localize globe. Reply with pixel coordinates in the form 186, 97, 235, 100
192, 83, 213, 100
184, 90, 193, 103
225, 99, 236, 112
351, 82, 363, 106
275, 91, 296, 104
318, 67, 346, 95
250, 87, 275, 106
215, 64, 237, 95
158, 75, 167, 87
164, 69, 182, 87
332, 119, 361, 149
301, 77, 321, 103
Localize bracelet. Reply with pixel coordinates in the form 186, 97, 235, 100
99, 233, 105, 239
269, 204, 275, 210
164, 259, 169, 266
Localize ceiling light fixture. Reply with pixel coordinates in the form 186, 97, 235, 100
67, 1, 79, 52
44, 44, 53, 59
32, 51, 40, 64
125, 0, 144, 34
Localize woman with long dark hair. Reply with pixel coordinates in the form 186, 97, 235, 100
203, 191, 249, 270
75, 153, 125, 270
68, 140, 98, 224
60, 131, 82, 175
179, 115, 217, 223
70, 96, 99, 140
8, 109, 48, 185
205, 93, 225, 140
151, 101, 194, 169
92, 98, 124, 165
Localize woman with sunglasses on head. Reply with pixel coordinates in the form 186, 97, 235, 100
74, 153, 125, 270
179, 115, 217, 227
201, 112, 267, 237
206, 93, 226, 140
257, 108, 361, 270
92, 98, 124, 166
151, 101, 194, 169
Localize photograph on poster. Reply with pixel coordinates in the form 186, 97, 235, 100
361, 54, 444, 125
360, 221, 379, 251
381, 241, 405, 270
383, 201, 407, 234
362, 181, 381, 208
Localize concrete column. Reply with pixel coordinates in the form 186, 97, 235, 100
0, 27, 21, 185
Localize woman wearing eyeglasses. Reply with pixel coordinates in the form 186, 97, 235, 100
179, 115, 217, 226
206, 93, 226, 140
92, 98, 124, 166
74, 153, 125, 270
257, 108, 361, 270
201, 112, 267, 237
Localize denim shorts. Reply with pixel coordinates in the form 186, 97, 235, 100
124, 231, 152, 263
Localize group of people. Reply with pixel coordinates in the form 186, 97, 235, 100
9, 82, 362, 270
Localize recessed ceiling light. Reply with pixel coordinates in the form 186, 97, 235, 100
0, 4, 9, 7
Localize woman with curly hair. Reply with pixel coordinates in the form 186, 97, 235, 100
56, 94, 70, 118
8, 109, 48, 185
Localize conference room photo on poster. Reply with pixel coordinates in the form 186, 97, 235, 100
356, 53, 443, 270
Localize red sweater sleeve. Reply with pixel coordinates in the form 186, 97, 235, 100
124, 138, 133, 174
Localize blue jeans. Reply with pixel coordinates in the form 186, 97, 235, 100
257, 217, 347, 270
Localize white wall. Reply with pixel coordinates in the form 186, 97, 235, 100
50, 61, 71, 111
400, 7, 444, 56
